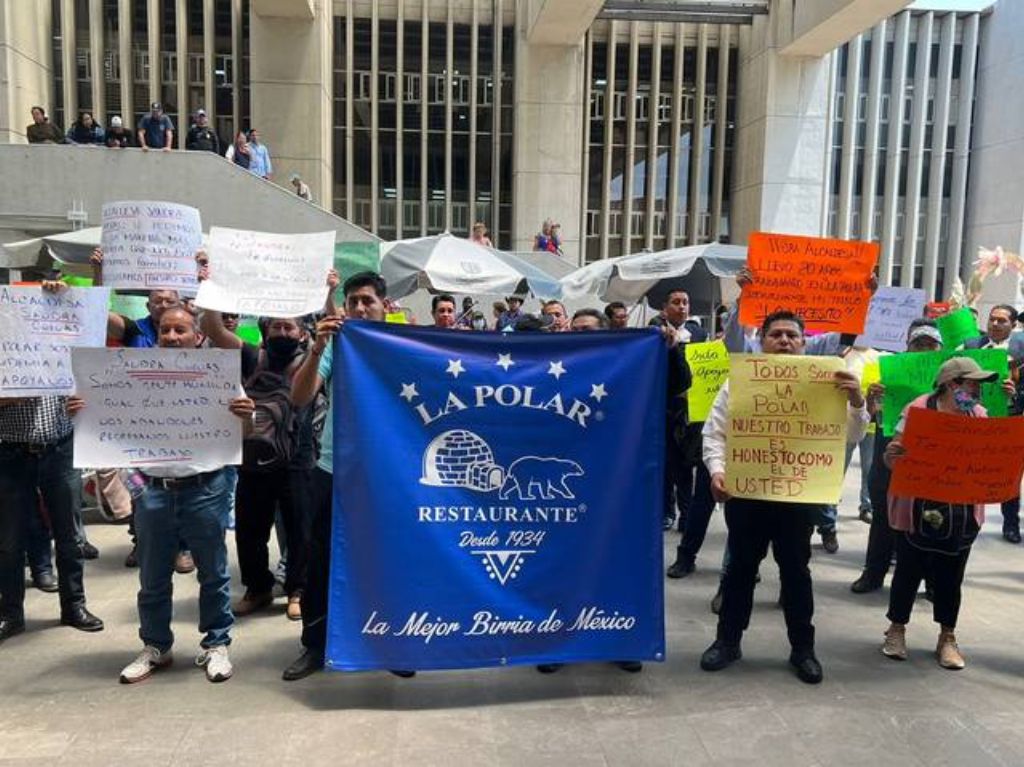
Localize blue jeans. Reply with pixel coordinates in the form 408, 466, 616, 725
819, 432, 876, 533
134, 469, 233, 652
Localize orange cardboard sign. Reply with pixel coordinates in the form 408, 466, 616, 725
739, 232, 880, 334
889, 407, 1024, 504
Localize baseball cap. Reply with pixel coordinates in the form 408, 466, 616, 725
907, 325, 942, 346
934, 357, 999, 388
110, 115, 122, 128
505, 295, 524, 304
150, 101, 162, 111
513, 313, 554, 332
196, 108, 207, 116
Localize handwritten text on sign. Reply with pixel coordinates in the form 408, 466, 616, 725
0, 286, 110, 396
71, 348, 241, 470
739, 233, 879, 334
195, 227, 336, 316
890, 407, 1024, 504
684, 340, 729, 423
726, 354, 848, 504
100, 201, 203, 293
854, 287, 927, 352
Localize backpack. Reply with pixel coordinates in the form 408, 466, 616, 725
242, 352, 301, 472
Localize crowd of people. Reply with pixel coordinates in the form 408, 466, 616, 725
1, 248, 1020, 688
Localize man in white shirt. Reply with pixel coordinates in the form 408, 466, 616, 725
69, 307, 254, 684
699, 310, 868, 684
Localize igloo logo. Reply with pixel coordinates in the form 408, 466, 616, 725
420, 429, 584, 501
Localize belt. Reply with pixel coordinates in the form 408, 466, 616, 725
0, 433, 71, 455
142, 469, 220, 490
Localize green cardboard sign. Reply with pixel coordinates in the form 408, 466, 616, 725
935, 307, 981, 349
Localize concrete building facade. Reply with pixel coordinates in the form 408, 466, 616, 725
1, 0, 1019, 299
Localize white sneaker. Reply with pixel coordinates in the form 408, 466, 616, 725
119, 645, 173, 684
195, 644, 233, 682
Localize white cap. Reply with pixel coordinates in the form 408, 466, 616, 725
110, 115, 122, 128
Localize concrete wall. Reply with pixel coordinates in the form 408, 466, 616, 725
0, 0, 53, 144
963, 0, 1024, 271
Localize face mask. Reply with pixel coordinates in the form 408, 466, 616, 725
953, 386, 980, 413
265, 336, 300, 359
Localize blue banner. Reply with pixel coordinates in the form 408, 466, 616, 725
326, 322, 667, 671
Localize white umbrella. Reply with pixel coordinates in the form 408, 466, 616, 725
380, 233, 563, 299
560, 243, 747, 308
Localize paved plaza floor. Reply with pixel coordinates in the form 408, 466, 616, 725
4, 467, 1024, 766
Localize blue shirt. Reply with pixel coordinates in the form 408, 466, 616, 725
126, 315, 158, 348
139, 114, 174, 148
248, 142, 273, 178
317, 341, 334, 474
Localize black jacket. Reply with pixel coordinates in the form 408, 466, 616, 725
186, 125, 221, 154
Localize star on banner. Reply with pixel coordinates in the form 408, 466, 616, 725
496, 353, 515, 371
399, 383, 419, 402
446, 359, 465, 378
590, 383, 608, 402
548, 361, 566, 380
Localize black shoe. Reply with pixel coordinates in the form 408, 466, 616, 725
710, 587, 723, 615
1003, 528, 1022, 544
60, 606, 104, 632
81, 541, 99, 560
32, 572, 58, 593
614, 661, 643, 673
850, 573, 884, 594
124, 546, 138, 568
858, 507, 873, 524
820, 530, 839, 554
282, 648, 324, 681
666, 558, 695, 579
536, 663, 564, 674
662, 515, 675, 531
789, 651, 823, 684
0, 617, 26, 643
389, 670, 416, 678
700, 640, 741, 671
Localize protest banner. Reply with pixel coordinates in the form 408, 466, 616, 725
855, 287, 927, 351
100, 201, 203, 293
860, 360, 881, 393
0, 286, 109, 396
725, 354, 848, 504
935, 307, 982, 349
890, 407, 1024, 504
879, 348, 1009, 436
738, 232, 879, 334
684, 340, 729, 423
327, 324, 666, 671
195, 227, 336, 316
71, 348, 241, 470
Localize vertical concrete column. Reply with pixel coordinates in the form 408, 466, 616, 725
731, 5, 832, 243
249, 0, 332, 203
0, 0, 54, 143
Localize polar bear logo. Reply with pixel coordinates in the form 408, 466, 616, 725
498, 457, 584, 501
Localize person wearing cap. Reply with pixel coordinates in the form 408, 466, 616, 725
851, 319, 944, 595
185, 109, 221, 154
105, 115, 133, 148
497, 296, 524, 331
880, 356, 1014, 669
290, 173, 312, 201
138, 102, 174, 151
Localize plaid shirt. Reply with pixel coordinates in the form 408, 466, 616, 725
0, 396, 73, 445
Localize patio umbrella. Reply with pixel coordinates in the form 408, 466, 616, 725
560, 242, 747, 314
380, 233, 563, 299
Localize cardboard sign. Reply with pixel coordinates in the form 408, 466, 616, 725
925, 301, 951, 319
71, 348, 242, 470
684, 340, 729, 423
100, 201, 203, 293
725, 354, 849, 504
855, 287, 927, 352
739, 232, 879, 334
0, 286, 110, 396
879, 348, 1009, 436
195, 227, 336, 317
890, 407, 1024, 503
935, 307, 981, 349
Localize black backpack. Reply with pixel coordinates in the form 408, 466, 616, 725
242, 353, 301, 472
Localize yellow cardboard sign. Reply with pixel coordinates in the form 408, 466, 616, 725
385, 311, 408, 324
725, 354, 848, 504
860, 360, 880, 393
684, 340, 730, 423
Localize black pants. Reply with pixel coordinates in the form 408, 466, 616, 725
0, 436, 85, 620
1001, 498, 1020, 533
675, 461, 716, 566
717, 499, 816, 652
301, 467, 333, 651
235, 466, 312, 597
861, 481, 896, 581
887, 535, 971, 628
663, 442, 692, 524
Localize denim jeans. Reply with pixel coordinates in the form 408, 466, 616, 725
23, 496, 54, 578
133, 469, 233, 652
818, 431, 876, 533
0, 435, 86, 620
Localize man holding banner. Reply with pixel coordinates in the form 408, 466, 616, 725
699, 311, 868, 684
